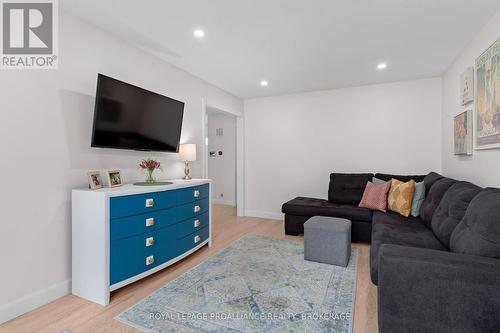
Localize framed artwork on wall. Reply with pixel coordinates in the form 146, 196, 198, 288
475, 37, 500, 150
454, 110, 473, 155
460, 67, 474, 105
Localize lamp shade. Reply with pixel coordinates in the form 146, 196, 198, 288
179, 143, 197, 161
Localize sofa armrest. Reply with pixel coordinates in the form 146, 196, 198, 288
378, 244, 500, 333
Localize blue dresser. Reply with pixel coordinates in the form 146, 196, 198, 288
71, 180, 211, 305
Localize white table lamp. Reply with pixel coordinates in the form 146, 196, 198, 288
179, 143, 196, 180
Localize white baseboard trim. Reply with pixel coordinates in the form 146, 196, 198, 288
212, 199, 236, 206
0, 279, 71, 324
245, 210, 284, 221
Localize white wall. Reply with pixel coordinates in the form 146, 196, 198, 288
207, 111, 237, 205
0, 11, 242, 323
442, 11, 500, 187
244, 78, 442, 219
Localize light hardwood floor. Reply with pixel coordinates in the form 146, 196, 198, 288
0, 205, 377, 333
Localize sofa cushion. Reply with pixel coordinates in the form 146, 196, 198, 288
374, 173, 426, 183
388, 179, 416, 217
422, 172, 444, 195
411, 181, 426, 217
431, 182, 481, 248
450, 188, 500, 259
372, 210, 425, 227
370, 211, 446, 284
328, 173, 374, 205
358, 181, 392, 212
282, 197, 373, 222
419, 178, 457, 227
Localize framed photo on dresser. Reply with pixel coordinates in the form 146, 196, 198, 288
107, 170, 123, 188
87, 171, 103, 190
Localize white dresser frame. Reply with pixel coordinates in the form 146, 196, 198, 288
71, 179, 212, 305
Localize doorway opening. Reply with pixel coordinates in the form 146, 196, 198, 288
202, 101, 244, 216
207, 108, 236, 206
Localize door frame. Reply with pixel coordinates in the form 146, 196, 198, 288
201, 99, 245, 216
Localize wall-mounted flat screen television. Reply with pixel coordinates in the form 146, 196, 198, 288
91, 74, 184, 152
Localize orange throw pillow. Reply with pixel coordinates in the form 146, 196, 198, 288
388, 179, 416, 217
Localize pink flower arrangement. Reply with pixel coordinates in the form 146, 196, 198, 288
139, 158, 162, 183
139, 158, 161, 171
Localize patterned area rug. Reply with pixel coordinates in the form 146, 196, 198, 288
117, 235, 358, 333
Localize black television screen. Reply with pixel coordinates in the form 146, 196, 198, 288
91, 74, 184, 152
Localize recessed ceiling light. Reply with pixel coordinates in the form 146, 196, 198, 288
193, 29, 205, 38
377, 63, 387, 70
260, 80, 268, 87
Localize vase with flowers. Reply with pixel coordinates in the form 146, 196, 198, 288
139, 158, 162, 184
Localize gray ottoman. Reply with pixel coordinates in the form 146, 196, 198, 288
304, 216, 351, 267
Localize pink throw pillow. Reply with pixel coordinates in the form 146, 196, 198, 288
358, 181, 392, 212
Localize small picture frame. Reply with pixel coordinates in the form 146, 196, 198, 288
460, 66, 474, 105
454, 110, 473, 155
107, 170, 123, 188
87, 171, 103, 190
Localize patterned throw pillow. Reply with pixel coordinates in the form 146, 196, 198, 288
388, 179, 416, 217
358, 181, 392, 212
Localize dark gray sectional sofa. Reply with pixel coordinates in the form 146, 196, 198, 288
282, 172, 426, 242
282, 171, 500, 332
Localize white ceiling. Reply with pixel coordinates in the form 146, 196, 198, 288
61, 0, 500, 98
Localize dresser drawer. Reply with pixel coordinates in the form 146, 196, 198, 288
174, 212, 209, 240
110, 208, 176, 241
110, 191, 177, 219
176, 184, 209, 205
176, 225, 209, 257
110, 226, 176, 285
176, 198, 209, 221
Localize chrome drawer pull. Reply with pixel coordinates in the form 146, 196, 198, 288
194, 235, 201, 243
146, 237, 155, 247
194, 190, 200, 198
194, 219, 201, 228
145, 198, 155, 207
145, 218, 155, 227
146, 255, 155, 265
194, 205, 201, 213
